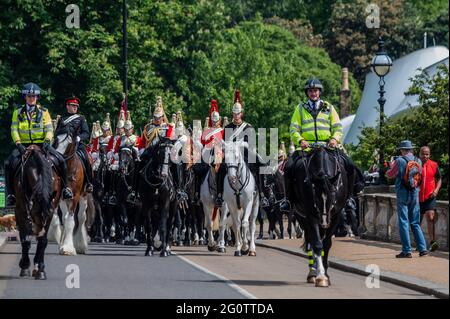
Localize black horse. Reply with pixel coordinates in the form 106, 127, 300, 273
115, 145, 140, 245
13, 145, 58, 280
262, 161, 302, 240
287, 144, 351, 287
139, 136, 176, 257
90, 144, 109, 242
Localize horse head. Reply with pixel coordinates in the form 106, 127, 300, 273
307, 145, 342, 229
224, 140, 248, 187
19, 145, 54, 236
118, 146, 136, 176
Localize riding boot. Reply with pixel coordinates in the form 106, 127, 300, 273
82, 149, 94, 193
59, 161, 74, 200
215, 164, 225, 208
258, 173, 270, 208
4, 156, 16, 206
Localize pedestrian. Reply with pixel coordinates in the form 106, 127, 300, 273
386, 140, 428, 258
419, 146, 442, 251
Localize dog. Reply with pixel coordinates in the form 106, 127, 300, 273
0, 214, 17, 232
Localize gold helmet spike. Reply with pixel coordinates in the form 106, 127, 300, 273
124, 111, 133, 130
117, 109, 126, 129
102, 112, 111, 131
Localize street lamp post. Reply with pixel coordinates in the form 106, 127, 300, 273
371, 37, 393, 185
122, 0, 128, 96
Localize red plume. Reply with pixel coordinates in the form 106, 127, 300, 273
208, 99, 220, 127
234, 90, 241, 103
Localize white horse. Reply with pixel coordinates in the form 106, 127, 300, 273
200, 164, 229, 253
47, 133, 90, 255
222, 140, 259, 256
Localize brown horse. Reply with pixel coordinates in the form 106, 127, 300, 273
51, 133, 93, 255
14, 145, 61, 279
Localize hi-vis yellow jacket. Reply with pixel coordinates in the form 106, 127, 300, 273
11, 105, 53, 144
289, 100, 343, 148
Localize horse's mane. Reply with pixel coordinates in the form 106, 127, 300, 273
30, 149, 53, 215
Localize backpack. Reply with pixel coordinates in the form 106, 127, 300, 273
402, 156, 422, 190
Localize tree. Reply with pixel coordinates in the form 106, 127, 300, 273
183, 21, 361, 143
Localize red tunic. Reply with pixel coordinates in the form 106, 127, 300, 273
419, 160, 439, 202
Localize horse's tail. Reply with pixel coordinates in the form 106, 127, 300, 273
32, 149, 53, 217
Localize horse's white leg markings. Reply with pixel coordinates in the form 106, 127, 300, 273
59, 200, 77, 255
321, 193, 328, 226
249, 196, 259, 253
48, 211, 62, 244
74, 196, 88, 254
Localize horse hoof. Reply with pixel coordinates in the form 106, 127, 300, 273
216, 247, 226, 253
249, 251, 256, 256
35, 271, 47, 280
160, 251, 169, 257
198, 239, 205, 246
59, 247, 77, 256
207, 245, 216, 252
315, 277, 329, 287
241, 249, 249, 255
307, 276, 316, 284
116, 239, 125, 245
20, 269, 31, 277
131, 239, 140, 246
234, 251, 242, 257
145, 249, 154, 256
257, 234, 263, 240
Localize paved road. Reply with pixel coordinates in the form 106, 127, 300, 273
0, 241, 434, 299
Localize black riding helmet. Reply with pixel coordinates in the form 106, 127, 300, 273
21, 82, 41, 97
304, 78, 323, 96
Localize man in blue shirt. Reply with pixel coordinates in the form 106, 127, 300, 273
386, 140, 428, 258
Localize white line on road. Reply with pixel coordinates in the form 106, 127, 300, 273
173, 253, 257, 299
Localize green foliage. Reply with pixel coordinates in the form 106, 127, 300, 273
348, 65, 449, 199
184, 21, 361, 144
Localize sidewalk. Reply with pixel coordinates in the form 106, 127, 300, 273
256, 236, 449, 298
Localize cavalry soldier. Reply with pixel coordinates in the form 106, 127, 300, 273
5, 82, 71, 205
122, 111, 141, 158
284, 78, 363, 203
220, 89, 270, 207
107, 109, 126, 167
90, 113, 112, 164
201, 100, 225, 207
140, 96, 173, 153
53, 96, 94, 194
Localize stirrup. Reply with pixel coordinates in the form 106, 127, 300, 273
62, 188, 74, 200
85, 183, 93, 193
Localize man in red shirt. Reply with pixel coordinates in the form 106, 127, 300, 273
419, 146, 442, 251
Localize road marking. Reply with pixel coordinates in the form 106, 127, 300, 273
173, 253, 257, 299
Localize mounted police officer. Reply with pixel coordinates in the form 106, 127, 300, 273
4, 82, 72, 205
53, 97, 93, 194
284, 78, 363, 203
219, 90, 270, 208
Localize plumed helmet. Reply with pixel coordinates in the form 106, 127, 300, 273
124, 111, 134, 130
117, 109, 126, 129
102, 113, 111, 131
22, 82, 41, 96
208, 99, 221, 127
304, 78, 323, 96
232, 89, 243, 114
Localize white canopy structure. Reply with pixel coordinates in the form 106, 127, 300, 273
343, 46, 449, 145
